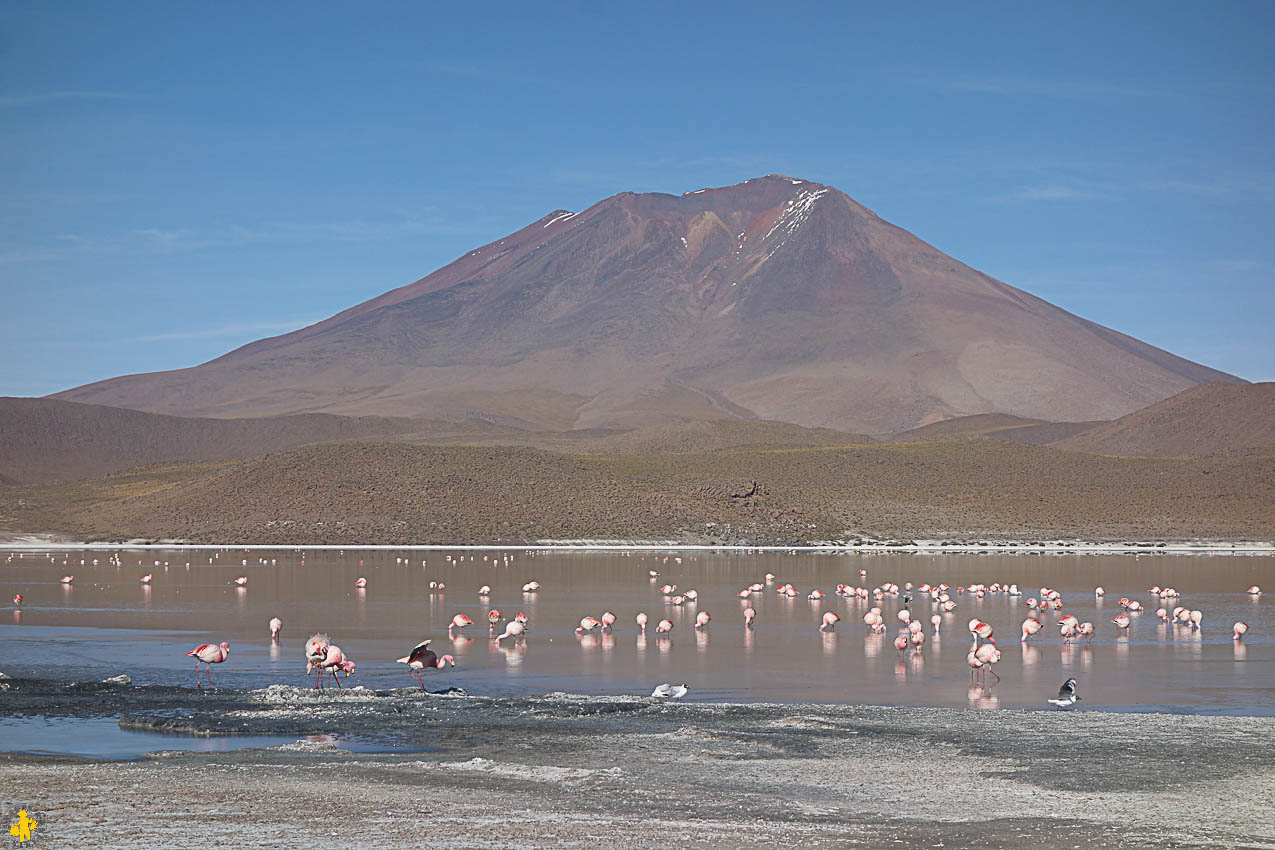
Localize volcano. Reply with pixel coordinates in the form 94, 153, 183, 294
53, 175, 1240, 433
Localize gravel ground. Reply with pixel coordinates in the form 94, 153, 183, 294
2, 679, 1273, 849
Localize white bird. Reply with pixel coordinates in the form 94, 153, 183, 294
1047, 677, 1081, 709
651, 682, 689, 699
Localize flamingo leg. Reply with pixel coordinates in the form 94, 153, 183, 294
194, 660, 202, 688
206, 664, 214, 687
988, 669, 1000, 684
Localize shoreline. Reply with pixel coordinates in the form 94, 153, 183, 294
5, 535, 1274, 553
3, 679, 1273, 849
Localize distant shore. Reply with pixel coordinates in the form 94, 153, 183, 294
3, 679, 1273, 849
3, 535, 1274, 553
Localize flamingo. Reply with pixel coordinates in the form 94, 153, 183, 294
600, 611, 617, 631
496, 620, 525, 642
684, 590, 699, 602
655, 619, 674, 635
737, 589, 751, 599
636, 612, 649, 632
1189, 610, 1203, 630
305, 634, 330, 689
186, 641, 230, 688
1021, 618, 1042, 642
820, 612, 839, 632
1112, 613, 1131, 633
488, 609, 504, 632
449, 614, 474, 634
1246, 586, 1261, 596
396, 640, 456, 690
12, 594, 21, 606
140, 574, 152, 584
522, 581, 541, 592
894, 633, 909, 653
968, 619, 994, 644
478, 585, 491, 595
1233, 621, 1249, 640
575, 616, 602, 634
269, 617, 282, 641
233, 576, 248, 586
1078, 622, 1095, 643
695, 611, 711, 630
743, 607, 756, 627
319, 644, 350, 688
974, 642, 1001, 683
60, 576, 73, 584
910, 630, 925, 650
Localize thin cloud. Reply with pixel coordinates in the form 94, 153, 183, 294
138, 317, 323, 343
1007, 185, 1108, 201
924, 74, 1158, 100
0, 91, 137, 107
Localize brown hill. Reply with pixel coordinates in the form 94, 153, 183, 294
888, 413, 1103, 446
1054, 381, 1275, 457
0, 397, 519, 484
52, 175, 1239, 434
6, 439, 1272, 544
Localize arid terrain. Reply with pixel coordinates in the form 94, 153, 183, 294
4, 435, 1272, 545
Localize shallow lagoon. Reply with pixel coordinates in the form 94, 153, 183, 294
3, 548, 1272, 716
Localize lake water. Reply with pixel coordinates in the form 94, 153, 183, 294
3, 548, 1272, 716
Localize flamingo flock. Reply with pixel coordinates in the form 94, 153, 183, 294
4, 550, 1267, 703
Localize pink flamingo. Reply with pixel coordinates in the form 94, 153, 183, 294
496, 620, 525, 642
893, 633, 909, 653
305, 634, 330, 689
1189, 610, 1203, 630
522, 581, 541, 593
968, 619, 994, 644
355, 577, 367, 588
1246, 586, 1261, 596
140, 574, 152, 584
186, 641, 230, 688
601, 611, 617, 632
1112, 613, 1131, 633
449, 614, 474, 634
1078, 622, 1095, 643
12, 594, 22, 606
60, 576, 73, 584
233, 576, 247, 586
820, 612, 839, 632
1021, 618, 1042, 642
655, 618, 674, 635
319, 644, 350, 688
930, 613, 942, 634
488, 609, 504, 633
636, 612, 649, 632
975, 642, 1001, 683
269, 617, 282, 641
478, 585, 491, 595
396, 640, 456, 690
1233, 621, 1249, 640
576, 616, 602, 634
695, 611, 711, 630
910, 630, 925, 651
744, 607, 756, 627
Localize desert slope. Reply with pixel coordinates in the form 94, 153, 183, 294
1055, 381, 1275, 456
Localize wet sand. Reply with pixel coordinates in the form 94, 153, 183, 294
2, 679, 1274, 849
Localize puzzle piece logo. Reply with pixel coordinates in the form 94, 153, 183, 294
9, 809, 37, 844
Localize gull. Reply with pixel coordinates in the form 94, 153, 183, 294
651, 683, 689, 699
1048, 677, 1081, 709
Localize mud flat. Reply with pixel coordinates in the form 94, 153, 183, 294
2, 679, 1273, 849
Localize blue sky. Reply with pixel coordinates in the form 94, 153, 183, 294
2, 1, 1272, 397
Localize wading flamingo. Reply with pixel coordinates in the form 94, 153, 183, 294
269, 617, 282, 641
1233, 621, 1249, 640
186, 641, 230, 688
396, 640, 456, 690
